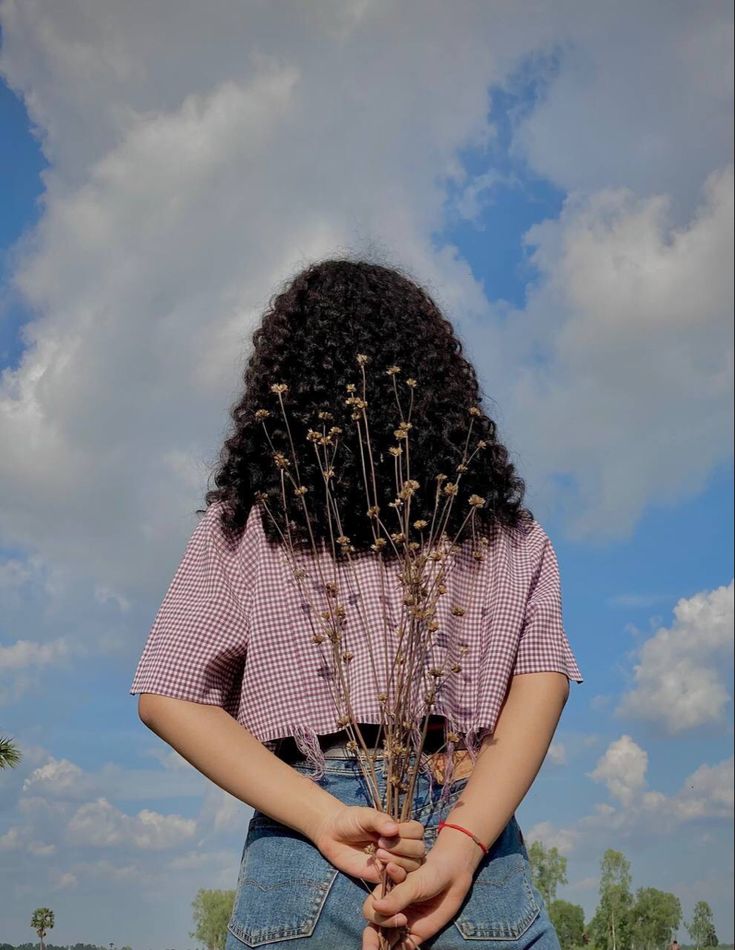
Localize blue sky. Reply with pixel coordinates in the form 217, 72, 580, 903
0, 2, 733, 947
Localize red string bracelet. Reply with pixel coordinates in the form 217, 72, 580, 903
437, 820, 488, 855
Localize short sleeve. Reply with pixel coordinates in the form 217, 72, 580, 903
512, 526, 583, 684
130, 502, 255, 709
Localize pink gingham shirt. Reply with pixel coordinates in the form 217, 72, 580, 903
130, 500, 583, 769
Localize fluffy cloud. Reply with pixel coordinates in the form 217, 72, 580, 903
67, 798, 196, 850
0, 0, 730, 610
616, 581, 733, 732
587, 734, 648, 806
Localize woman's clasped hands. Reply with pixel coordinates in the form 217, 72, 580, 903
361, 826, 480, 949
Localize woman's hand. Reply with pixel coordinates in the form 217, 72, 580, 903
361, 848, 475, 948
311, 804, 426, 883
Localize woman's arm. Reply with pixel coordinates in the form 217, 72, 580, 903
362, 671, 570, 943
137, 693, 425, 884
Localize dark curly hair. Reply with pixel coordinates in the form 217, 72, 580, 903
202, 258, 532, 558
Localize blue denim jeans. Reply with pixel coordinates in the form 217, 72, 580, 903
226, 750, 561, 949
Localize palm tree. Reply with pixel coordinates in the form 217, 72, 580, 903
0, 735, 22, 769
31, 907, 54, 950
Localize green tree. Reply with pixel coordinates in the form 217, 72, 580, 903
30, 907, 54, 950
589, 849, 634, 950
630, 886, 681, 949
686, 900, 719, 949
527, 839, 569, 907
0, 735, 22, 769
550, 898, 586, 948
190, 887, 236, 950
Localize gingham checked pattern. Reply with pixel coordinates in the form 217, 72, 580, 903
130, 500, 583, 752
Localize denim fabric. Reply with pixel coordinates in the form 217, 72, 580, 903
226, 752, 561, 949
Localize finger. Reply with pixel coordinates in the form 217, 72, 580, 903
375, 849, 423, 873
377, 836, 426, 859
398, 819, 426, 839
385, 861, 407, 883
357, 807, 400, 839
367, 875, 423, 919
362, 922, 382, 950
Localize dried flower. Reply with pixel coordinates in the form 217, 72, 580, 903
442, 482, 459, 496
469, 405, 481, 416
406, 377, 417, 388
356, 353, 369, 365
468, 494, 486, 507
255, 408, 271, 421
451, 605, 466, 616
413, 519, 428, 529
386, 365, 401, 375
273, 452, 290, 469
388, 445, 403, 457
294, 485, 308, 496
270, 383, 288, 394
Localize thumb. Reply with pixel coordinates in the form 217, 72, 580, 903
372, 873, 423, 916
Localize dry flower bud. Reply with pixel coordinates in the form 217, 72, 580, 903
371, 538, 387, 551
317, 410, 334, 420
447, 731, 461, 743
477, 439, 487, 449
342, 651, 354, 663
345, 739, 358, 752
345, 383, 356, 393
469, 494, 486, 507
311, 634, 325, 644
388, 445, 403, 457
273, 452, 290, 469
294, 485, 308, 496
456, 463, 468, 473
306, 429, 321, 442
336, 714, 350, 727
469, 406, 481, 416
435, 473, 448, 482
367, 505, 380, 518
377, 692, 388, 703
356, 353, 369, 365
386, 365, 401, 375
413, 519, 428, 529
451, 605, 466, 616
443, 482, 459, 496
450, 663, 462, 673
429, 667, 443, 678
270, 383, 288, 394
255, 409, 270, 421
406, 377, 417, 388
427, 620, 439, 631
337, 535, 350, 546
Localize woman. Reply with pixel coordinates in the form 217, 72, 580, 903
130, 259, 583, 948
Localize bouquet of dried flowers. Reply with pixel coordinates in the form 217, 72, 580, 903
254, 353, 489, 947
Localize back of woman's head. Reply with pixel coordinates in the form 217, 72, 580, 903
204, 258, 532, 556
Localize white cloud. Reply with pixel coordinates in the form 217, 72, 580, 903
0, 637, 73, 670
491, 165, 733, 538
586, 734, 648, 806
547, 741, 567, 766
616, 581, 733, 732
67, 798, 196, 850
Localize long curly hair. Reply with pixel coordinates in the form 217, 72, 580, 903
202, 258, 532, 558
